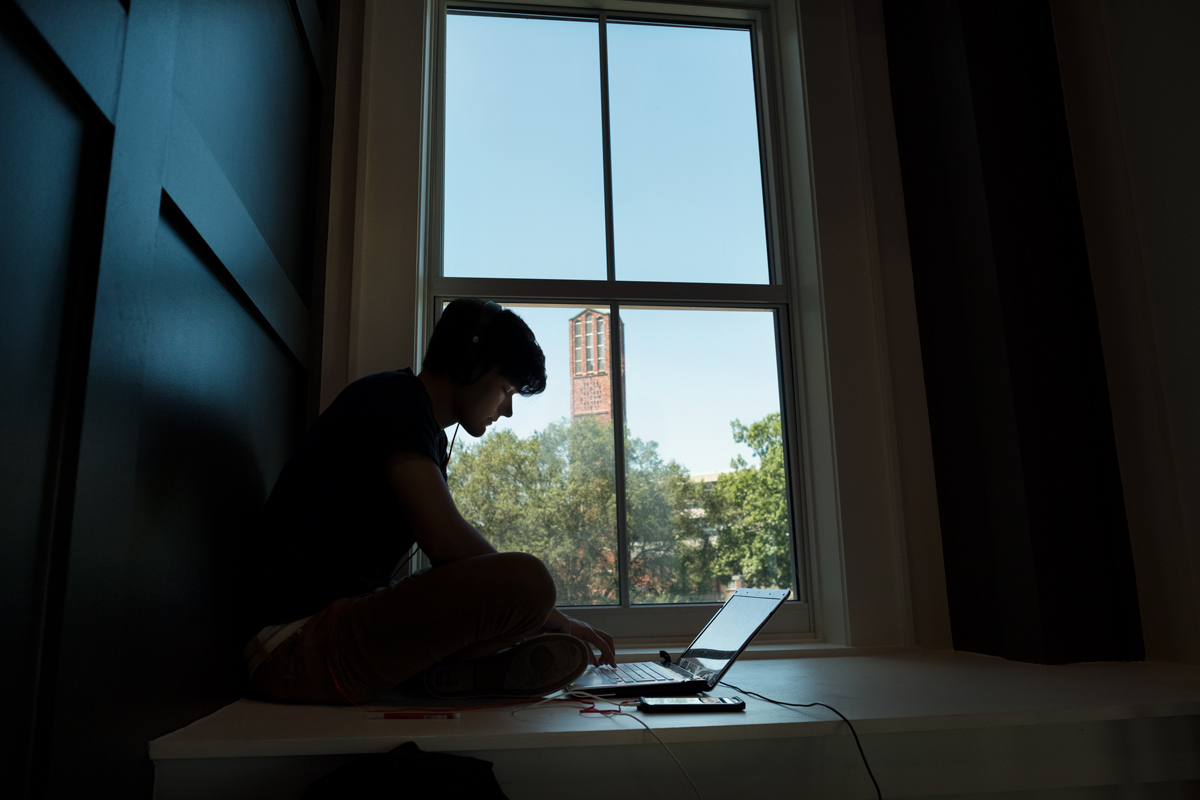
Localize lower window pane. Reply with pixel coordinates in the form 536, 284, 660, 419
446, 305, 618, 605
621, 308, 793, 603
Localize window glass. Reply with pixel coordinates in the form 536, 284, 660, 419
441, 13, 798, 611
573, 319, 582, 376
620, 308, 791, 602
444, 15, 607, 280
607, 23, 769, 284
597, 317, 606, 372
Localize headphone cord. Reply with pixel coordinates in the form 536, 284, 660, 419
441, 423, 460, 479
719, 681, 882, 800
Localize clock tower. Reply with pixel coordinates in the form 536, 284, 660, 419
568, 309, 624, 422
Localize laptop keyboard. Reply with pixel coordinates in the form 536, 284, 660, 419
593, 662, 676, 684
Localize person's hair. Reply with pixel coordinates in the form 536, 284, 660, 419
422, 299, 547, 396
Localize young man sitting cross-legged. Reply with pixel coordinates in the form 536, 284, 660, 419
245, 299, 616, 704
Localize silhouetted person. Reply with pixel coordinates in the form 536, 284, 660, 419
245, 299, 615, 703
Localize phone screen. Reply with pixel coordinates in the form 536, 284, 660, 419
644, 696, 734, 705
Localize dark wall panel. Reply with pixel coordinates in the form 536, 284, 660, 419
172, 0, 318, 298
46, 207, 305, 797
0, 21, 86, 766
0, 0, 325, 795
0, 7, 113, 785
14, 0, 127, 122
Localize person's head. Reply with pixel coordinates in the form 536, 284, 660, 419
422, 299, 546, 435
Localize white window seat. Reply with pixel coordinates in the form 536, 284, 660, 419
150, 651, 1200, 800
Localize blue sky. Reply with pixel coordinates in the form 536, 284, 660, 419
489, 305, 782, 475
444, 16, 606, 280
607, 22, 769, 284
444, 15, 779, 475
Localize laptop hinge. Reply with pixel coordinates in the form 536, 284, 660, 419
678, 659, 717, 684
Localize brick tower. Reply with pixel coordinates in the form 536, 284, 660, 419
569, 309, 624, 422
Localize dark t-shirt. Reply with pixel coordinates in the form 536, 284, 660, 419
253, 369, 447, 625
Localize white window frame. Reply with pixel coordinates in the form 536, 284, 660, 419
341, 0, 942, 649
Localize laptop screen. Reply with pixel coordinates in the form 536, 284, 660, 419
678, 590, 787, 683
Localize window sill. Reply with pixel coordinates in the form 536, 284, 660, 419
564, 599, 812, 641
151, 651, 1200, 765
612, 639, 911, 662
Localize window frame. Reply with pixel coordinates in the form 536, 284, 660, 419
420, 0, 814, 641
343, 0, 940, 650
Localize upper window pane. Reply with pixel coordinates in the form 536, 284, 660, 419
443, 15, 607, 280
608, 23, 769, 284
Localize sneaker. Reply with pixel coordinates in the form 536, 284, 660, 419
425, 634, 590, 699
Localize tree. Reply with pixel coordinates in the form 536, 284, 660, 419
447, 417, 618, 604
624, 431, 716, 602
446, 412, 792, 604
706, 413, 792, 591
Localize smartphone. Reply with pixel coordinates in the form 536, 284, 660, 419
637, 696, 746, 713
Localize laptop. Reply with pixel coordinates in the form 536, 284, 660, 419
568, 587, 790, 697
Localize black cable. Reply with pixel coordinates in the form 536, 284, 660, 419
719, 681, 882, 800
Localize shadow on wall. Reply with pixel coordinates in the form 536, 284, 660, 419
133, 402, 267, 717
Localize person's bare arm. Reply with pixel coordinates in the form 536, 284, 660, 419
386, 452, 496, 565
544, 608, 617, 667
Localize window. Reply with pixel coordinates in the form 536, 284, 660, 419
430, 1, 809, 638
585, 315, 594, 372
596, 317, 606, 372
572, 318, 582, 375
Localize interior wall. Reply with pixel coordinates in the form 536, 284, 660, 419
882, 0, 1142, 664
793, 0, 918, 648
318, 0, 426, 412
1050, 0, 1200, 663
319, 0, 363, 410
344, 0, 426, 388
0, 3, 110, 783
1, 0, 332, 796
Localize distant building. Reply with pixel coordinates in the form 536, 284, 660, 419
569, 308, 624, 422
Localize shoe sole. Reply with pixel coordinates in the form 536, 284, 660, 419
427, 634, 589, 699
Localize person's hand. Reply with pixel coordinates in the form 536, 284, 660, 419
544, 608, 616, 667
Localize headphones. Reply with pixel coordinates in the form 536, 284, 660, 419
460, 300, 501, 385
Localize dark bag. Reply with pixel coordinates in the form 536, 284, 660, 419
301, 741, 509, 798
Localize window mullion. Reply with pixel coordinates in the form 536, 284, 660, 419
608, 303, 631, 608
598, 12, 616, 284
598, 14, 630, 608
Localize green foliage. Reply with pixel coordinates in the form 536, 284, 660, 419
625, 432, 716, 602
447, 417, 618, 604
708, 413, 792, 591
446, 412, 792, 604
